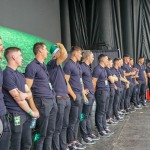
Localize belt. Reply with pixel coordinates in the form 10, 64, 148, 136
56, 95, 69, 100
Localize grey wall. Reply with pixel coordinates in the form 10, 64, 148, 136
0, 0, 61, 42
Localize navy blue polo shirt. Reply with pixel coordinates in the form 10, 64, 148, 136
63, 59, 82, 93
25, 59, 55, 99
146, 66, 150, 75
111, 67, 122, 88
134, 63, 146, 82
130, 66, 136, 84
80, 62, 94, 94
3, 66, 26, 114
106, 67, 114, 88
122, 63, 132, 82
119, 67, 126, 85
92, 65, 109, 91
47, 59, 68, 96
0, 68, 6, 117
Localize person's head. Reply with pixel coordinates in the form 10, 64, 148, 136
0, 36, 4, 59
147, 60, 150, 67
71, 46, 82, 61
123, 54, 130, 64
138, 56, 144, 65
98, 54, 108, 67
129, 57, 134, 66
119, 58, 123, 67
106, 57, 113, 68
33, 42, 48, 60
49, 45, 60, 59
82, 50, 94, 65
113, 58, 121, 67
4, 47, 22, 67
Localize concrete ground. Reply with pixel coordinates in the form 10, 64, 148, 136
85, 101, 150, 150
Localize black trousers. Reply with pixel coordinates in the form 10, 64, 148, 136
95, 90, 109, 133
80, 93, 94, 139
136, 81, 146, 105
33, 98, 58, 150
53, 97, 71, 150
106, 88, 115, 119
0, 114, 11, 150
67, 93, 83, 144
9, 113, 32, 150
113, 88, 121, 119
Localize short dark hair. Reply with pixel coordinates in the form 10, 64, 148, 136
108, 57, 112, 61
113, 58, 121, 64
138, 56, 144, 60
123, 54, 130, 58
70, 46, 82, 53
130, 57, 133, 60
98, 54, 107, 63
33, 42, 45, 55
4, 47, 21, 62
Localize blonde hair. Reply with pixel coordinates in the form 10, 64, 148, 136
82, 50, 93, 62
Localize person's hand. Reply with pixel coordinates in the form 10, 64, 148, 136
72, 93, 77, 101
56, 43, 64, 48
126, 83, 129, 89
114, 86, 118, 90
31, 110, 40, 118
130, 71, 136, 75
84, 89, 89, 95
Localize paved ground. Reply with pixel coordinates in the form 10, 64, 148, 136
85, 101, 150, 150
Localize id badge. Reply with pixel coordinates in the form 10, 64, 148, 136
105, 80, 108, 85
49, 82, 53, 90
14, 115, 21, 126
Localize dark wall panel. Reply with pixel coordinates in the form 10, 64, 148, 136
0, 0, 61, 42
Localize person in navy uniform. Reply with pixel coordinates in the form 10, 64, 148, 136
64, 46, 87, 150
134, 57, 148, 106
25, 42, 58, 150
119, 58, 130, 113
111, 58, 125, 121
122, 55, 136, 112
3, 47, 39, 150
47, 43, 71, 150
129, 58, 141, 109
93, 54, 113, 137
80, 50, 100, 145
106, 57, 118, 124
0, 36, 11, 150
146, 60, 150, 94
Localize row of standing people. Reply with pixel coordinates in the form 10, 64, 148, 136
0, 37, 150, 150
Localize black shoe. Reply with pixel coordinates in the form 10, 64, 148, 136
99, 131, 110, 138
75, 141, 86, 149
82, 137, 96, 145
105, 128, 114, 135
88, 134, 100, 141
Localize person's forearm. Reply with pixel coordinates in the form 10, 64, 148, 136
17, 100, 33, 114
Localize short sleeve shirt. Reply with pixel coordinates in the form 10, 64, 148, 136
111, 67, 122, 88
47, 59, 68, 96
134, 63, 146, 82
0, 68, 6, 117
63, 59, 82, 93
122, 63, 132, 82
3, 66, 26, 114
92, 65, 109, 91
81, 62, 94, 94
106, 67, 115, 88
25, 59, 55, 99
